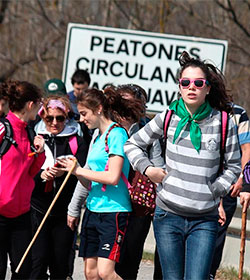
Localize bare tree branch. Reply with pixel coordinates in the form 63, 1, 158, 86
113, 0, 142, 29
228, 58, 250, 67
36, 0, 64, 35
171, 1, 250, 59
215, 0, 250, 38
242, 0, 250, 10
0, 0, 9, 24
0, 32, 62, 81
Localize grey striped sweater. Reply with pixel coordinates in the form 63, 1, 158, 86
124, 109, 241, 217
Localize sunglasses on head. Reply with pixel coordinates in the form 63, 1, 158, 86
45, 115, 66, 123
179, 78, 209, 89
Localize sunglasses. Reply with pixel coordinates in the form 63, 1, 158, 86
45, 115, 66, 123
179, 78, 209, 89
118, 84, 147, 106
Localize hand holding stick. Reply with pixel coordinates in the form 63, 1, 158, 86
15, 158, 77, 274
239, 208, 247, 280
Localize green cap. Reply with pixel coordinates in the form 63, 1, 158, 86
43, 78, 67, 95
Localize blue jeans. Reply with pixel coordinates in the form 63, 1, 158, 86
153, 206, 218, 280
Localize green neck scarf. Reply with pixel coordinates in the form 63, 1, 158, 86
169, 98, 212, 153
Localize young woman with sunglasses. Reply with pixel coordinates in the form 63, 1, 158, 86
0, 81, 45, 279
124, 51, 241, 280
58, 87, 144, 280
29, 95, 88, 279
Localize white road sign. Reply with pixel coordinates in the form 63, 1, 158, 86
62, 24, 228, 113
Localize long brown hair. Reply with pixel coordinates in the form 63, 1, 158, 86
76, 86, 145, 123
178, 51, 232, 113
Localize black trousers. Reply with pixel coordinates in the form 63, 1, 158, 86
0, 211, 32, 280
115, 214, 152, 280
210, 193, 237, 277
29, 208, 75, 280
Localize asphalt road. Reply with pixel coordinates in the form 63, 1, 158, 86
6, 255, 154, 279
72, 257, 154, 279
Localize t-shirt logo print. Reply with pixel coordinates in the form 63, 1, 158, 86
206, 138, 218, 152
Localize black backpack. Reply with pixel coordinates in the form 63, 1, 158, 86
0, 118, 36, 159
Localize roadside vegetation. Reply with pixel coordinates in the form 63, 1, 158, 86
142, 252, 250, 279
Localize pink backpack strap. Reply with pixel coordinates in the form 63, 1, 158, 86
101, 123, 122, 192
164, 110, 173, 139
219, 111, 228, 173
69, 136, 78, 156
121, 172, 133, 191
221, 111, 228, 152
101, 160, 110, 192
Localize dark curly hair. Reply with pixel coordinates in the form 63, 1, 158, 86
177, 51, 232, 113
0, 80, 43, 112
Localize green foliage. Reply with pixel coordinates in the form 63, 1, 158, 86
141, 252, 250, 280
215, 266, 250, 280
142, 251, 154, 262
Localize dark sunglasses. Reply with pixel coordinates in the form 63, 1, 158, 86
45, 115, 66, 123
179, 78, 209, 89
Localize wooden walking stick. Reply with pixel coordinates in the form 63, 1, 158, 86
239, 208, 247, 280
15, 158, 77, 273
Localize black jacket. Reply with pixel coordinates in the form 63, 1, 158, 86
31, 123, 88, 217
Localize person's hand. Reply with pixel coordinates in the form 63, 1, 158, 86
67, 215, 79, 231
49, 166, 65, 178
41, 168, 55, 181
240, 192, 250, 213
144, 166, 167, 183
230, 177, 243, 197
218, 200, 226, 226
34, 135, 45, 153
57, 157, 79, 175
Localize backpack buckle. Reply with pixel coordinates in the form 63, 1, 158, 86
3, 135, 18, 147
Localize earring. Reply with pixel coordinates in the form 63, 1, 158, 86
98, 111, 101, 115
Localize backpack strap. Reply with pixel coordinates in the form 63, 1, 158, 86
160, 110, 173, 160
69, 135, 78, 156
219, 111, 228, 173
164, 110, 173, 139
88, 123, 123, 192
0, 118, 18, 158
26, 124, 37, 154
104, 123, 121, 153
101, 123, 122, 191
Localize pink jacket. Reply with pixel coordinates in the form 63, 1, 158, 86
0, 111, 45, 218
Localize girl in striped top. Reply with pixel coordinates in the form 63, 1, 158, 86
124, 51, 241, 280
